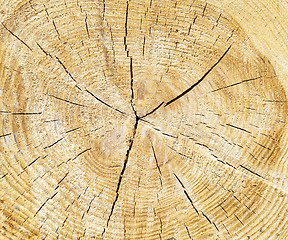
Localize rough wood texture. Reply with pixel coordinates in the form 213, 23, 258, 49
1, 0, 288, 239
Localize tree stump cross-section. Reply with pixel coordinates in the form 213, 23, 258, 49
1, 0, 288, 239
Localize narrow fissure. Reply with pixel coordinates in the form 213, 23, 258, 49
102, 114, 139, 237
165, 45, 232, 107
102, 8, 140, 233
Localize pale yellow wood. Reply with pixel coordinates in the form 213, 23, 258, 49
1, 0, 288, 239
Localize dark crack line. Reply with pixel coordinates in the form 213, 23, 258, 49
48, 94, 87, 107
102, 118, 139, 237
124, 1, 129, 55
165, 45, 232, 107
129, 57, 138, 116
202, 3, 207, 17
38, 44, 126, 115
2, 23, 32, 51
55, 56, 78, 83
67, 148, 92, 163
175, 174, 218, 230
23, 156, 41, 170
0, 133, 12, 138
44, 137, 64, 149
254, 142, 271, 151
234, 214, 244, 225
143, 35, 146, 56
226, 123, 251, 134
202, 211, 212, 224
184, 224, 192, 239
34, 192, 58, 217
223, 223, 230, 235
85, 13, 90, 38
173, 173, 199, 215
213, 222, 220, 231
36, 42, 53, 58
37, 44, 80, 89
103, 15, 139, 233
55, 172, 69, 190
139, 102, 164, 119
11, 112, 42, 115
66, 126, 82, 134
264, 100, 288, 103
85, 89, 126, 115
239, 164, 264, 179
152, 144, 162, 176
210, 76, 263, 93
0, 173, 8, 180
52, 20, 61, 40
168, 146, 193, 160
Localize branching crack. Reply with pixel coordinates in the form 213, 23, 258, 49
102, 13, 140, 234
165, 45, 232, 107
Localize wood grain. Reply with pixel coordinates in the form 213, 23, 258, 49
1, 0, 288, 239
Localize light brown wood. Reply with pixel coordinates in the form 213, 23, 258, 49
1, 0, 288, 239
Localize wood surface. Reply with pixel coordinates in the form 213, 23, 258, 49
1, 0, 288, 239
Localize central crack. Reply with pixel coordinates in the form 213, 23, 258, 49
101, 5, 232, 235
101, 115, 139, 237
102, 27, 140, 234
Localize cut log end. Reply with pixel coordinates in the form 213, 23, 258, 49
1, 0, 288, 239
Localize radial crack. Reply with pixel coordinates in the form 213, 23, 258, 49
139, 102, 164, 118
152, 144, 162, 176
173, 173, 199, 215
34, 192, 58, 217
52, 20, 61, 40
85, 89, 126, 115
239, 164, 264, 179
124, 1, 129, 55
2, 23, 32, 51
165, 45, 232, 107
85, 13, 90, 38
129, 57, 138, 116
226, 123, 251, 134
103, 25, 139, 234
48, 94, 87, 107
211, 76, 263, 93
102, 118, 139, 236
56, 56, 78, 83
0, 133, 12, 138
